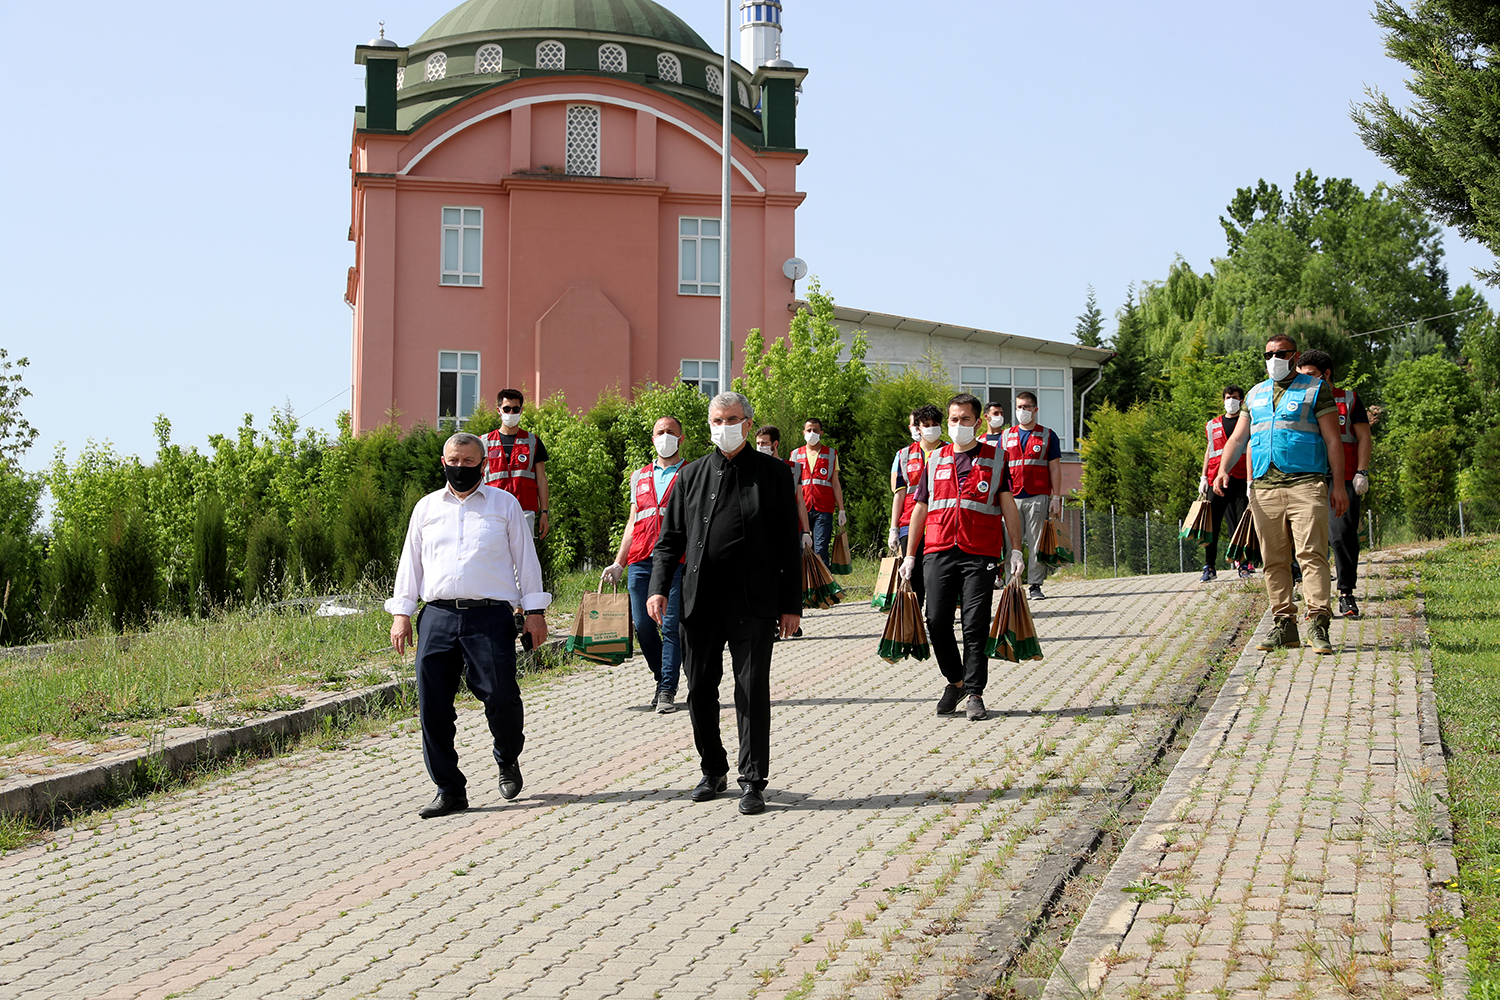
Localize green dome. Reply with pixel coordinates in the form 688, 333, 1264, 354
415, 0, 713, 52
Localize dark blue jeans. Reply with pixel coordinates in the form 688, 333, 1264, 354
414, 603, 524, 796
809, 509, 835, 567
628, 560, 684, 694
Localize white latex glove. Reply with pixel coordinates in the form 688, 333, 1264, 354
801, 532, 814, 551
1198, 475, 1210, 497
887, 526, 900, 551
1352, 472, 1369, 496
898, 555, 916, 581
600, 562, 624, 587
837, 509, 848, 527
1008, 548, 1024, 579
1049, 495, 1062, 517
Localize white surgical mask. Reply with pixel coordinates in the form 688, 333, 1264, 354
1015, 407, 1036, 425
920, 425, 943, 443
949, 422, 976, 446
1267, 357, 1293, 381
909, 425, 921, 442
712, 421, 746, 453
804, 430, 821, 445
757, 444, 775, 455
987, 414, 1005, 429
653, 433, 679, 459
500, 410, 522, 428
1224, 398, 1242, 415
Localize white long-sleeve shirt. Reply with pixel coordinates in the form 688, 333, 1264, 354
384, 484, 551, 618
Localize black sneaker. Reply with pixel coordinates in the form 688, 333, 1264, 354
1199, 566, 1217, 583
936, 684, 964, 715
1338, 593, 1360, 619
1028, 585, 1045, 601
1255, 617, 1301, 651
965, 694, 988, 721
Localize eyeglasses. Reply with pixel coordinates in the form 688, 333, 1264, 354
500, 406, 522, 414
1263, 349, 1295, 360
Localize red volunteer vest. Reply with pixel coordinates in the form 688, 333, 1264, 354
1001, 425, 1053, 497
483, 428, 540, 511
791, 445, 837, 513
1205, 415, 1248, 481
625, 463, 682, 565
898, 443, 927, 527
1334, 388, 1358, 481
923, 443, 1008, 558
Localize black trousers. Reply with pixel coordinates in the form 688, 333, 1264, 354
923, 547, 994, 695
414, 603, 524, 796
1206, 476, 1249, 569
682, 606, 774, 790
1329, 483, 1361, 593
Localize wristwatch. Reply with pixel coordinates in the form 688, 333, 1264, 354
525, 609, 545, 616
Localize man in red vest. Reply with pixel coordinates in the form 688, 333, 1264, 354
1199, 385, 1251, 582
903, 393, 1024, 722
1000, 392, 1063, 600
1296, 350, 1371, 617
483, 388, 550, 539
601, 416, 688, 714
982, 400, 1007, 445
888, 404, 943, 604
754, 425, 813, 548
789, 418, 846, 569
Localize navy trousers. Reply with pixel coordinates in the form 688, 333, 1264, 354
414, 603, 524, 796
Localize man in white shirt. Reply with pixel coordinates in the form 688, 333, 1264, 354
387, 432, 551, 818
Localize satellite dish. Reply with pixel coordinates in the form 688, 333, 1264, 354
782, 257, 808, 281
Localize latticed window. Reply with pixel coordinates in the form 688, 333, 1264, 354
598, 43, 626, 72
396, 66, 405, 90
738, 81, 749, 107
425, 52, 447, 82
706, 65, 723, 95
475, 44, 504, 74
537, 40, 565, 69
565, 105, 601, 176
656, 52, 681, 83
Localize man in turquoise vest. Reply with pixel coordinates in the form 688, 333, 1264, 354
1212, 334, 1350, 653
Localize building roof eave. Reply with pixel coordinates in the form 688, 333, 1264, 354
810, 303, 1116, 366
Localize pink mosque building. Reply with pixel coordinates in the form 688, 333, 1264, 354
347, 0, 806, 432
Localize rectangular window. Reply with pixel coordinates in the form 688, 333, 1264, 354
440, 207, 482, 286
565, 104, 601, 176
438, 351, 481, 424
957, 366, 1070, 447
678, 217, 721, 296
680, 358, 719, 397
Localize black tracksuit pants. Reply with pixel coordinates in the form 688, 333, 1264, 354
922, 547, 995, 696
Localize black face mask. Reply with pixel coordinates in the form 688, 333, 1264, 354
444, 463, 484, 493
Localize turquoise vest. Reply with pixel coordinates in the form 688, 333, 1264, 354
1246, 373, 1328, 478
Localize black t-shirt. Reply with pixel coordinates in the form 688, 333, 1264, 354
910, 447, 1011, 506
700, 449, 748, 604
498, 432, 549, 464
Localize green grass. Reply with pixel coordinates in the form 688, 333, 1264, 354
1422, 535, 1500, 995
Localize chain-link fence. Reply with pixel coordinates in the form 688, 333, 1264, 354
1054, 498, 1500, 579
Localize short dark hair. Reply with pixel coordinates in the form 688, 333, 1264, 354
1298, 350, 1334, 379
1265, 334, 1297, 352
803, 417, 823, 431
1016, 391, 1038, 406
498, 388, 525, 405
913, 403, 942, 425
655, 414, 684, 436
947, 392, 983, 419
984, 400, 1004, 413
756, 424, 781, 444
1223, 384, 1245, 399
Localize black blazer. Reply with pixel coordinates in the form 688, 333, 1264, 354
648, 446, 803, 621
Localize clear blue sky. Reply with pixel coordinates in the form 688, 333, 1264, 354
2, 0, 1490, 477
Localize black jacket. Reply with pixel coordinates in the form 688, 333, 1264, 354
649, 446, 802, 620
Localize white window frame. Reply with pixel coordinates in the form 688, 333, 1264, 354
680, 359, 720, 397
565, 104, 601, 177
656, 52, 681, 83
958, 366, 1071, 449
425, 51, 447, 82
598, 42, 627, 72
440, 206, 483, 286
438, 351, 481, 425
475, 43, 504, 74
537, 40, 565, 70
678, 217, 721, 296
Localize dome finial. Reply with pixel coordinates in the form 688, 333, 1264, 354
379, 21, 386, 39
369, 20, 399, 47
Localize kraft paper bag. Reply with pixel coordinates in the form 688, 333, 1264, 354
564, 585, 634, 665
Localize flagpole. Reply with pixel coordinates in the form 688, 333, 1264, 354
718, 0, 733, 395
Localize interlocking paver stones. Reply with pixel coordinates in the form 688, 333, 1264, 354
1046, 549, 1467, 999
2, 573, 1246, 1000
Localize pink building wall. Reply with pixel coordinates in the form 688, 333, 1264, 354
348, 75, 804, 433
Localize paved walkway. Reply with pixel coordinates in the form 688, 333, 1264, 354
1, 571, 1249, 1000
1047, 548, 1467, 999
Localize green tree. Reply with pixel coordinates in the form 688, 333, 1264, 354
1381, 354, 1481, 452
1096, 287, 1149, 412
243, 513, 289, 602
100, 505, 158, 632
1402, 427, 1460, 538
1353, 0, 1500, 284
0, 349, 39, 469
43, 527, 98, 634
191, 494, 232, 613
1074, 285, 1105, 347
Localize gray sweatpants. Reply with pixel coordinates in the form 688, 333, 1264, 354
1013, 494, 1052, 586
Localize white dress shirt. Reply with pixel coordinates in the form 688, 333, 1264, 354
385, 484, 551, 617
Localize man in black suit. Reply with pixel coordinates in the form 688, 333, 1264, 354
648, 391, 803, 815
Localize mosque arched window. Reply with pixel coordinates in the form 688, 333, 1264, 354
738, 81, 750, 107
656, 52, 681, 83
598, 43, 627, 73
396, 66, 405, 90
706, 65, 723, 95
425, 52, 447, 82
475, 44, 504, 74
537, 40, 566, 70
565, 105, 601, 177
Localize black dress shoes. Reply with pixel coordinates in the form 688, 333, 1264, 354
691, 774, 728, 802
498, 763, 524, 800
418, 792, 468, 819
738, 787, 766, 815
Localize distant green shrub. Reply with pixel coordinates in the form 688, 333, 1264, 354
100, 507, 158, 632
43, 527, 97, 633
290, 502, 336, 592
243, 513, 289, 603
336, 470, 389, 587
1402, 427, 1459, 539
191, 494, 231, 613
